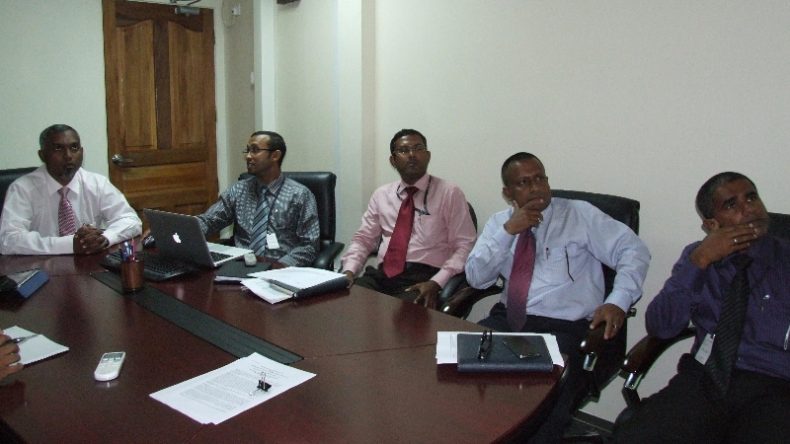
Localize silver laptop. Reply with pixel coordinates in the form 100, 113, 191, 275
144, 209, 253, 268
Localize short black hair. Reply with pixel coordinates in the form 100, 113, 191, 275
389, 129, 427, 154
500, 152, 543, 185
695, 171, 757, 219
39, 124, 79, 149
250, 130, 286, 166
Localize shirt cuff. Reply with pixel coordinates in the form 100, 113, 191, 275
431, 269, 453, 288
603, 291, 634, 315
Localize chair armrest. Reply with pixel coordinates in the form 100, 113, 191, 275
313, 242, 345, 270
437, 274, 468, 308
579, 307, 637, 372
441, 284, 503, 319
621, 326, 696, 392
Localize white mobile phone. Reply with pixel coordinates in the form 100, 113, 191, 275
94, 351, 126, 382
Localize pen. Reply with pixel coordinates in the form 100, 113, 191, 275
3, 334, 39, 345
784, 323, 789, 351
266, 279, 301, 295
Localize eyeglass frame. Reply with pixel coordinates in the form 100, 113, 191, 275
392, 144, 428, 156
509, 174, 549, 189
477, 329, 493, 361
243, 146, 279, 155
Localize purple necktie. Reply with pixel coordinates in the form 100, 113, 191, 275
58, 187, 78, 236
507, 231, 536, 331
382, 187, 418, 278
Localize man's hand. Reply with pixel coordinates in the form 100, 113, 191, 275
589, 303, 626, 340
690, 221, 767, 269
408, 280, 441, 309
343, 270, 355, 288
503, 200, 544, 235
73, 225, 109, 255
0, 331, 23, 381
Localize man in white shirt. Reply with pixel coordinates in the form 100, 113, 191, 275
0, 124, 141, 255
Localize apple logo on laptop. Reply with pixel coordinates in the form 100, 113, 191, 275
172, 233, 182, 244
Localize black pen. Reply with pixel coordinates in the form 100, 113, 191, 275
265, 279, 300, 294
2, 334, 39, 345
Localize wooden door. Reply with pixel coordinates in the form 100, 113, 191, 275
102, 0, 218, 219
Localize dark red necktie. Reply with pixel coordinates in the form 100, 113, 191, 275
507, 231, 536, 331
58, 187, 78, 236
382, 187, 418, 278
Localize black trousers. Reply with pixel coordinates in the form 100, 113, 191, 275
354, 263, 439, 302
479, 302, 590, 444
613, 353, 790, 444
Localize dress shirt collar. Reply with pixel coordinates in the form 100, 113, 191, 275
397, 173, 430, 195
43, 166, 83, 196
257, 174, 284, 197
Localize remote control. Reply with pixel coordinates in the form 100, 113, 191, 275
243, 252, 257, 267
94, 351, 126, 381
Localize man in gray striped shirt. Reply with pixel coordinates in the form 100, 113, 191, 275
197, 131, 319, 266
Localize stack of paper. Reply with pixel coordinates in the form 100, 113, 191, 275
150, 352, 315, 424
242, 267, 348, 304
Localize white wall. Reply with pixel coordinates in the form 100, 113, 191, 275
0, 0, 231, 187
270, 0, 790, 422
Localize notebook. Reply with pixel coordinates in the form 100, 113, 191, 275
456, 332, 554, 373
144, 209, 253, 268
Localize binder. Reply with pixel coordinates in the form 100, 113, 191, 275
456, 333, 554, 373
0, 268, 49, 299
267, 276, 349, 299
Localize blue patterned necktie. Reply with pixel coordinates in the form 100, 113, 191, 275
249, 187, 273, 256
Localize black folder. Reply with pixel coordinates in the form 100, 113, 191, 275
457, 333, 554, 373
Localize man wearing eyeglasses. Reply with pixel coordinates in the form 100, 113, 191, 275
195, 130, 319, 266
0, 124, 142, 255
341, 129, 476, 309
464, 152, 650, 443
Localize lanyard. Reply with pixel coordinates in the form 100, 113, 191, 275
396, 175, 432, 216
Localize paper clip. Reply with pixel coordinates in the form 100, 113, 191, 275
249, 372, 272, 396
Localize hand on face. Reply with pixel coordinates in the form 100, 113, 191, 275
691, 222, 766, 269
504, 200, 544, 235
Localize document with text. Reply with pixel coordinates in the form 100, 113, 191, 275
150, 352, 315, 424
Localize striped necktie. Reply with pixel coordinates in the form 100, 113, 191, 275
249, 187, 273, 256
58, 187, 78, 236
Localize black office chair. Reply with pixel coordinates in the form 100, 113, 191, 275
441, 189, 642, 441
0, 167, 37, 219
238, 171, 344, 270
618, 211, 790, 411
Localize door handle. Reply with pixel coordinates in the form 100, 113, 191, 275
111, 154, 134, 166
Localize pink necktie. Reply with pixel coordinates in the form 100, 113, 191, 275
507, 231, 536, 331
58, 187, 78, 236
382, 187, 418, 278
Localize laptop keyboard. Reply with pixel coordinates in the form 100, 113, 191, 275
210, 251, 232, 262
101, 251, 196, 281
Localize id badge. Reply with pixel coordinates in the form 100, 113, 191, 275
695, 333, 715, 364
266, 232, 280, 250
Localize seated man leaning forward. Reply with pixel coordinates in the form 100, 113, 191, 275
341, 129, 476, 309
613, 172, 790, 444
0, 124, 141, 255
465, 152, 650, 442
196, 131, 319, 267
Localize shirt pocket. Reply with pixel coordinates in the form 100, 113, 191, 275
751, 293, 790, 351
538, 244, 577, 285
270, 205, 297, 232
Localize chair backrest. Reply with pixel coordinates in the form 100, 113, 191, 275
0, 167, 37, 219
551, 189, 641, 401
239, 172, 338, 249
768, 212, 790, 241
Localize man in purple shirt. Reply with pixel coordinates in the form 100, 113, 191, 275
614, 172, 790, 443
341, 129, 476, 309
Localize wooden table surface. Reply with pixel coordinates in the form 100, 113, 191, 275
0, 252, 561, 443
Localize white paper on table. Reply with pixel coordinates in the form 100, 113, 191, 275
436, 331, 564, 367
150, 352, 315, 424
241, 278, 292, 303
2, 325, 69, 365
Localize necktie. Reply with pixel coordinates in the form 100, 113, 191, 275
58, 187, 78, 236
702, 254, 752, 399
249, 188, 273, 256
506, 231, 536, 331
382, 186, 418, 278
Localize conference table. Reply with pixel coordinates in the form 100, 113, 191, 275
0, 251, 561, 443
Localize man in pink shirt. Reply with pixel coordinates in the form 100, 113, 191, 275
341, 129, 476, 309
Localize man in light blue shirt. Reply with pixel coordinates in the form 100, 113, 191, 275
465, 152, 650, 442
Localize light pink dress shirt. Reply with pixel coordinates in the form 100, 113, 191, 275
341, 174, 476, 288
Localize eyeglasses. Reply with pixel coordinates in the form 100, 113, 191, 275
49, 145, 83, 154
477, 330, 493, 361
392, 145, 428, 156
243, 146, 277, 155
511, 175, 548, 189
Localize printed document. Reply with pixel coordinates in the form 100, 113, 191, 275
150, 352, 315, 424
